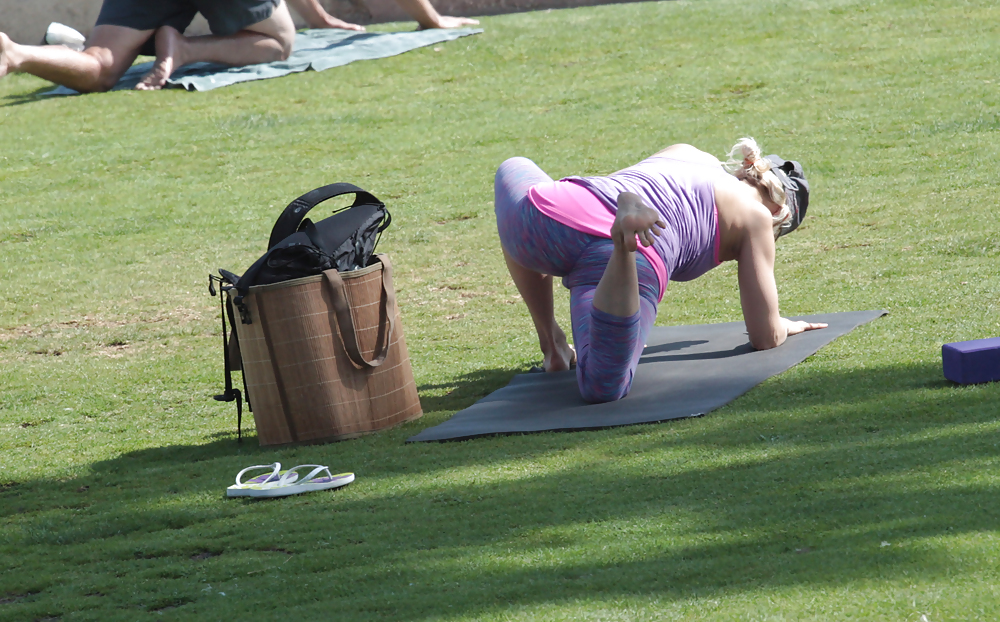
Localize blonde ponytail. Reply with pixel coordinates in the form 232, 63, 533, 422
724, 137, 792, 239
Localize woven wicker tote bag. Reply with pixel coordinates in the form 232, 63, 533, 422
230, 254, 421, 446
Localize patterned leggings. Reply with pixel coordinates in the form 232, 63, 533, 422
494, 157, 660, 403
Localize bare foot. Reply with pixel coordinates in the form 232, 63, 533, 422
0, 33, 20, 79
419, 16, 480, 30
542, 323, 576, 372
136, 26, 185, 91
611, 192, 666, 252
319, 17, 366, 31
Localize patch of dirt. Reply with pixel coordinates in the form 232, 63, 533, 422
150, 597, 191, 612
190, 551, 220, 561
0, 326, 35, 342
133, 551, 160, 560
0, 591, 37, 605
96, 342, 131, 358
0, 307, 206, 342
817, 242, 872, 252
434, 214, 476, 225
262, 547, 294, 555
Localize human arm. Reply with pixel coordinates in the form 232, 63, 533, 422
285, 0, 365, 30
737, 206, 826, 349
392, 0, 480, 29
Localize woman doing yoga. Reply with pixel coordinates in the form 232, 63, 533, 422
495, 138, 827, 403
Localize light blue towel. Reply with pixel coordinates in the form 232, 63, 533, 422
45, 27, 482, 95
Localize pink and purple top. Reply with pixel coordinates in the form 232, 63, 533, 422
527, 154, 728, 301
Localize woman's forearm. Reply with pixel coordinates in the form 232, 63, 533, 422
736, 209, 784, 349
285, 0, 329, 27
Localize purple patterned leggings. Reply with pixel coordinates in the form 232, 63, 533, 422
494, 157, 661, 403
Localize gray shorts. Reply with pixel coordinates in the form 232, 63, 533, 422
96, 0, 280, 37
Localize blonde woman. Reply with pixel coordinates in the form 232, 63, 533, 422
494, 138, 826, 403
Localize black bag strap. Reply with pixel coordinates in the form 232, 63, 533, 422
209, 275, 243, 442
268, 183, 383, 250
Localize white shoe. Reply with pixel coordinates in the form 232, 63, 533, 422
242, 465, 354, 499
226, 462, 299, 497
45, 23, 86, 52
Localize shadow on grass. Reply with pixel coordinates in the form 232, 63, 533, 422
417, 366, 521, 414
2, 360, 999, 619
0, 86, 57, 108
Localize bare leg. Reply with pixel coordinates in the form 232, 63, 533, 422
503, 249, 575, 372
285, 0, 366, 30
392, 0, 480, 29
593, 196, 664, 317
0, 26, 151, 92
136, 0, 297, 90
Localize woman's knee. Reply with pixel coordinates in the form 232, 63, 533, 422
495, 156, 535, 177
247, 0, 295, 59
578, 374, 630, 403
78, 48, 124, 93
87, 65, 123, 93
575, 347, 633, 403
273, 33, 293, 60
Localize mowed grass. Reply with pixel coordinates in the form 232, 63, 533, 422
2, 0, 1000, 619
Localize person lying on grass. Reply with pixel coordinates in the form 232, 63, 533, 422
494, 138, 827, 403
0, 0, 478, 93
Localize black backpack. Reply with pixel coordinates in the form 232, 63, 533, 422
221, 183, 391, 322
208, 183, 391, 439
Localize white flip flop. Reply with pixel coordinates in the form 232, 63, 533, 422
226, 463, 299, 497
242, 464, 354, 499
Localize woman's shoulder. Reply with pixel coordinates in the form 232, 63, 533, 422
716, 178, 774, 233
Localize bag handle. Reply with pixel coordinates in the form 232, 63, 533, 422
268, 183, 384, 250
323, 255, 397, 369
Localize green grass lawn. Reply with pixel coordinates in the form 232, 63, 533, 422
2, 0, 1000, 619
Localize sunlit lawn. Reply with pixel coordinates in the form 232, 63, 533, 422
2, 0, 999, 619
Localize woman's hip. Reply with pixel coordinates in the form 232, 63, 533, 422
494, 157, 599, 277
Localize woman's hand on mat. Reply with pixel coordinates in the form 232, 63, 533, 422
613, 192, 666, 252
291, 0, 367, 30
419, 15, 480, 29
781, 318, 828, 337
314, 16, 366, 30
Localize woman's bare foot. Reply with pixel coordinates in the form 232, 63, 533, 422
541, 323, 576, 372
418, 15, 480, 30
611, 192, 666, 252
136, 26, 185, 91
0, 33, 20, 79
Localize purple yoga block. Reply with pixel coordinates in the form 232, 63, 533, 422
942, 337, 1000, 384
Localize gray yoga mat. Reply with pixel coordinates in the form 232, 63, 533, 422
407, 310, 886, 442
44, 27, 482, 95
